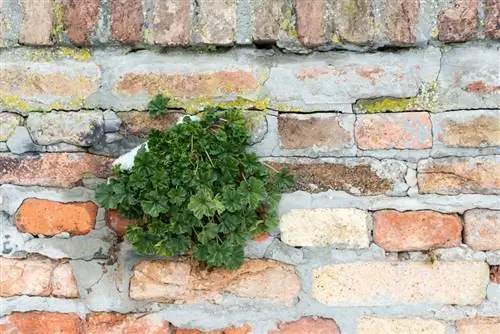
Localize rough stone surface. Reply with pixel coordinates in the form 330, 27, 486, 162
0, 153, 113, 188
118, 111, 181, 138
16, 198, 98, 236
484, 0, 500, 39
111, 0, 143, 43
27, 111, 104, 147
491, 266, 500, 283
154, 0, 190, 45
278, 114, 354, 150
6, 126, 41, 154
432, 110, 500, 148
105, 209, 137, 237
173, 324, 252, 334
19, 0, 53, 45
357, 317, 447, 334
196, 0, 236, 45
252, 0, 287, 43
63, 0, 100, 45
417, 156, 500, 195
85, 312, 169, 333
279, 208, 371, 248
312, 261, 489, 306
270, 317, 340, 334
0, 113, 23, 141
130, 259, 300, 303
464, 209, 500, 251
0, 312, 83, 333
328, 0, 374, 44
267, 157, 407, 196
103, 110, 122, 133
0, 256, 79, 298
455, 317, 500, 333
295, 0, 325, 47
0, 61, 101, 111
355, 113, 432, 150
382, 0, 420, 45
373, 210, 462, 251
438, 0, 478, 43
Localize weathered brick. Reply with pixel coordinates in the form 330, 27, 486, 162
456, 317, 500, 334
464, 209, 500, 251
0, 153, 113, 188
438, 0, 478, 43
153, 0, 190, 45
111, 0, 143, 43
382, 0, 420, 45
196, 0, 236, 45
0, 312, 83, 334
115, 70, 260, 101
484, 0, 500, 39
267, 158, 407, 195
270, 317, 340, 334
491, 266, 500, 284
16, 199, 97, 236
105, 209, 137, 237
357, 317, 447, 334
118, 111, 182, 138
19, 0, 53, 45
312, 261, 489, 306
0, 113, 23, 141
295, 0, 325, 47
63, 0, 100, 46
328, 0, 374, 44
85, 313, 169, 334
0, 256, 79, 298
432, 110, 500, 148
265, 48, 440, 111
26, 111, 104, 147
280, 208, 371, 248
252, 0, 288, 43
355, 113, 432, 150
173, 324, 251, 334
437, 46, 500, 111
0, 62, 100, 112
373, 210, 462, 251
130, 259, 300, 303
278, 114, 354, 150
417, 156, 500, 195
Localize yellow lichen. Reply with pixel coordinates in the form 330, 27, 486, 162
27, 47, 92, 62
0, 94, 31, 112
280, 10, 298, 39
168, 96, 271, 114
330, 34, 341, 44
51, 0, 65, 42
430, 27, 439, 39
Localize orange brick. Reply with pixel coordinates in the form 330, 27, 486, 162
270, 317, 340, 334
0, 312, 83, 334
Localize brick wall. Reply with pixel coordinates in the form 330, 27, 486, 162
0, 0, 499, 333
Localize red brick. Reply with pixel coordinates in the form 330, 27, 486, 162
118, 111, 182, 139
295, 0, 325, 47
105, 209, 137, 237
0, 153, 113, 188
173, 324, 251, 334
491, 266, 500, 284
19, 0, 53, 45
85, 312, 169, 334
383, 0, 420, 45
438, 0, 478, 43
64, 0, 100, 46
485, 0, 500, 39
153, 0, 190, 45
373, 210, 462, 251
456, 317, 500, 334
0, 256, 79, 298
417, 156, 500, 195
130, 259, 300, 303
269, 317, 340, 334
16, 199, 97, 236
111, 0, 143, 43
278, 114, 354, 150
464, 209, 500, 250
0, 312, 83, 334
355, 113, 432, 150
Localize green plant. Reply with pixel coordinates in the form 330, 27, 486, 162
96, 107, 293, 269
148, 94, 170, 116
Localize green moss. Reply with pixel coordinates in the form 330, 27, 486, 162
355, 81, 439, 113
168, 97, 271, 114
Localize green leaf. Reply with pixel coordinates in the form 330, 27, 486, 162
141, 200, 167, 217
188, 188, 225, 219
148, 93, 170, 116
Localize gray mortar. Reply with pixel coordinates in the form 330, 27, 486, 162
236, 0, 253, 45
91, 0, 112, 45
0, 0, 22, 47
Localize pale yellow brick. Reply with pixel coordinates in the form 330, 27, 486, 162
357, 317, 448, 334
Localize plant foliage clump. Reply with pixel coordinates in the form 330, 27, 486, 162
147, 94, 170, 116
96, 107, 293, 269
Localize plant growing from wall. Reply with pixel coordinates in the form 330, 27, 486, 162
96, 104, 293, 269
